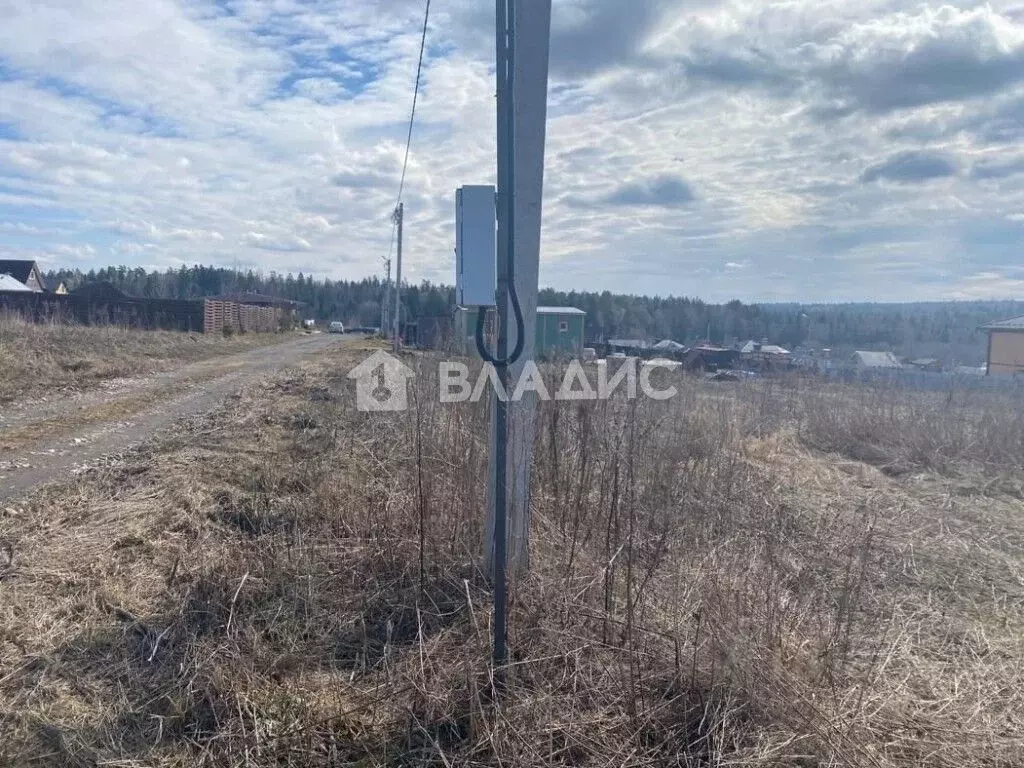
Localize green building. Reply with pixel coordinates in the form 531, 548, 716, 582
455, 305, 586, 358
535, 306, 586, 357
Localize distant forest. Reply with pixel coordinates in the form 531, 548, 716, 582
48, 264, 1023, 365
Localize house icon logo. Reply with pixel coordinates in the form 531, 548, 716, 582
347, 350, 415, 412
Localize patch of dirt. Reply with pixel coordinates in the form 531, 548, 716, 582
0, 334, 349, 504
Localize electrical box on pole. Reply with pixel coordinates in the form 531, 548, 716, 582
455, 185, 497, 307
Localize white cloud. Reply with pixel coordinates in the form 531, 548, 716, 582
53, 243, 96, 257
950, 270, 1024, 299
0, 0, 1023, 301
243, 231, 313, 252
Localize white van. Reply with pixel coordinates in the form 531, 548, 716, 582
328, 321, 345, 334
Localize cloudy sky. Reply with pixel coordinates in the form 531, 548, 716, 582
1, 1, 1023, 302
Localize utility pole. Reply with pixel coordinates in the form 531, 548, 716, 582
485, 0, 551, 576
484, 0, 552, 684
381, 258, 391, 334
392, 203, 404, 353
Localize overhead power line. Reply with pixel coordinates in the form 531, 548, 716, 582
381, 0, 430, 318
394, 0, 432, 210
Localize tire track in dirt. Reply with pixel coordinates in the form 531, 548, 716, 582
0, 334, 351, 504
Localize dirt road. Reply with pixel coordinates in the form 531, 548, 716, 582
0, 333, 349, 504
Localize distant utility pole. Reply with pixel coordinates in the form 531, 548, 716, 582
381, 258, 391, 333
392, 202, 404, 352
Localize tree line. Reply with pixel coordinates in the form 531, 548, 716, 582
47, 264, 1021, 364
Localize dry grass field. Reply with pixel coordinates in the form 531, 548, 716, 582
0, 314, 288, 405
0, 346, 1022, 766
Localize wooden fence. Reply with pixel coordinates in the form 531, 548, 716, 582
0, 292, 284, 334
0, 291, 204, 331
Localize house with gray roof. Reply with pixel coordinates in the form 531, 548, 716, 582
0, 274, 32, 292
0, 260, 46, 292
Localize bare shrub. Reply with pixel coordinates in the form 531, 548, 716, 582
1, 351, 1021, 766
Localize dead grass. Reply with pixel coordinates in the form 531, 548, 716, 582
0, 388, 176, 452
0, 353, 1022, 766
0, 314, 287, 405
792, 378, 1024, 477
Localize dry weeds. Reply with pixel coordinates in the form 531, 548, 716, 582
0, 314, 287, 405
0, 351, 1022, 766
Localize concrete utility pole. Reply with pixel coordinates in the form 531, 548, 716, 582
381, 258, 391, 334
484, 0, 552, 579
392, 203, 404, 352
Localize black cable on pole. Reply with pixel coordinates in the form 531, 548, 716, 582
475, 0, 525, 370
477, 0, 524, 695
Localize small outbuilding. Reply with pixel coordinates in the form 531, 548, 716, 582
454, 305, 587, 358
980, 315, 1024, 376
684, 345, 740, 372
851, 350, 902, 369
536, 306, 586, 357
